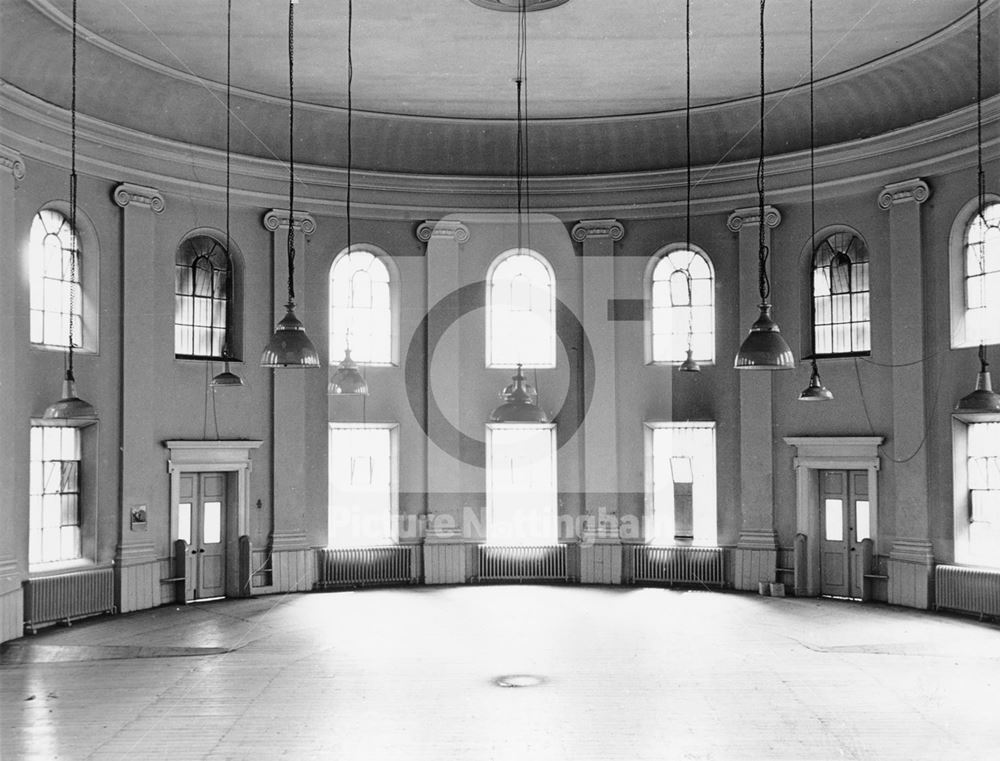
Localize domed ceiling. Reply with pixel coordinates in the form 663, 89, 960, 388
1, 0, 997, 176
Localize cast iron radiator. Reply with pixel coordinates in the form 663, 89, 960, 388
935, 564, 1000, 617
627, 545, 726, 587
474, 544, 568, 582
315, 546, 418, 589
23, 567, 115, 633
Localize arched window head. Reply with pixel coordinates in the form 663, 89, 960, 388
812, 232, 870, 356
487, 249, 556, 368
649, 248, 714, 364
30, 209, 81, 348
330, 249, 392, 365
174, 235, 233, 359
964, 202, 1000, 345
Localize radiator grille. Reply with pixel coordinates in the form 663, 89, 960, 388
315, 546, 418, 589
935, 565, 1000, 617
475, 545, 568, 582
23, 568, 115, 633
628, 545, 726, 587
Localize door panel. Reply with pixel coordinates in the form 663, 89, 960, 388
174, 472, 227, 600
820, 469, 871, 599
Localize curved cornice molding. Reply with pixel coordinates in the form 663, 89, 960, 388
3, 84, 999, 220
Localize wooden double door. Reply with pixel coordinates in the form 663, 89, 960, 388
177, 472, 227, 600
819, 469, 871, 599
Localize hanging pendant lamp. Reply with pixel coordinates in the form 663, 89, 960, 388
956, 344, 1000, 416
261, 0, 320, 369
212, 2, 245, 389
43, 0, 97, 426
796, 1, 832, 401
490, 365, 548, 423
798, 357, 834, 402
679, 0, 700, 373
955, 2, 1000, 417
329, 0, 370, 396
329, 349, 369, 395
734, 0, 794, 371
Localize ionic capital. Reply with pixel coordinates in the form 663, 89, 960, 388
113, 183, 165, 213
0, 145, 26, 181
416, 220, 471, 244
263, 209, 316, 235
572, 219, 625, 243
878, 179, 931, 210
727, 205, 781, 232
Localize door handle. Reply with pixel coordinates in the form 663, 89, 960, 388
191, 549, 197, 555
199, 548, 206, 553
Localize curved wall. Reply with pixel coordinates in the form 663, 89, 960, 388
1, 75, 1000, 639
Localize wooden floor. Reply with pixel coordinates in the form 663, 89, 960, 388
2, 585, 999, 760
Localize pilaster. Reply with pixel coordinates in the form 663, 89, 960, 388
0, 146, 28, 639
878, 179, 934, 609
572, 219, 625, 527
113, 183, 166, 612
728, 205, 783, 590
263, 209, 317, 587
417, 220, 471, 539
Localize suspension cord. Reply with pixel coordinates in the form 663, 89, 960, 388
68, 0, 79, 374
286, 0, 296, 302
756, 0, 770, 303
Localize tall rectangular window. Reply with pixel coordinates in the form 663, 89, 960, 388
486, 424, 557, 543
967, 422, 1000, 565
29, 426, 82, 565
646, 422, 717, 545
174, 235, 232, 359
328, 425, 397, 547
812, 232, 870, 356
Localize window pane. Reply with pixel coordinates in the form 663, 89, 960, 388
203, 501, 222, 544
329, 426, 395, 546
824, 499, 843, 541
855, 500, 870, 541
488, 251, 554, 367
178, 502, 192, 545
487, 425, 556, 544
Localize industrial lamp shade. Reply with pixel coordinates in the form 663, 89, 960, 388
798, 359, 833, 402
955, 350, 1000, 417
261, 303, 321, 368
210, 362, 246, 388
42, 369, 98, 425
328, 348, 369, 395
679, 348, 701, 373
734, 303, 795, 370
490, 365, 548, 423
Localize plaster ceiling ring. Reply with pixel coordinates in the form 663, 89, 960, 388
468, 0, 570, 12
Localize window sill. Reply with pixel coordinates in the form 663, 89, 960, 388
28, 558, 109, 578
30, 343, 99, 356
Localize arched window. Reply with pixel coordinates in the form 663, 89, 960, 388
962, 201, 1000, 346
174, 235, 234, 359
811, 231, 870, 356
487, 249, 555, 368
30, 209, 81, 348
329, 248, 393, 365
648, 247, 714, 364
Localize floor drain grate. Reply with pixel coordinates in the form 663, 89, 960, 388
493, 674, 545, 688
